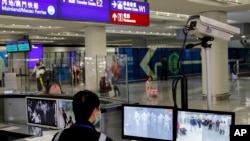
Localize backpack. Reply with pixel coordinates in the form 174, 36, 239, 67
42, 70, 51, 81
99, 77, 112, 93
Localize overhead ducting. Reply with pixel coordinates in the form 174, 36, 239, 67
232, 23, 250, 35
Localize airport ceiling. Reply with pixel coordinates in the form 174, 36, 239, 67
0, 0, 250, 47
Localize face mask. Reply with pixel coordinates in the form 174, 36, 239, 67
93, 117, 101, 126
93, 111, 101, 126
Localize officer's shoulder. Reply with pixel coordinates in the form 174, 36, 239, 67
106, 136, 113, 141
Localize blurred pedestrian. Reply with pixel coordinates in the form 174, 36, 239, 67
161, 56, 168, 80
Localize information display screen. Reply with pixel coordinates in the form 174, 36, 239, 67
6, 41, 18, 53
17, 40, 31, 52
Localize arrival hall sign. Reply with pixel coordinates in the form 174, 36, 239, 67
110, 0, 149, 26
0, 0, 149, 26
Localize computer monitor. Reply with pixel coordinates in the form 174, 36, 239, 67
26, 97, 58, 129
17, 39, 31, 52
57, 99, 75, 129
176, 109, 235, 141
122, 104, 176, 141
6, 41, 18, 53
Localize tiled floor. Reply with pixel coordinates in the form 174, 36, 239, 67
9, 74, 250, 126
57, 75, 250, 125
2, 75, 250, 141
126, 75, 250, 125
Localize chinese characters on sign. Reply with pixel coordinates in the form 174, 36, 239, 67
110, 0, 149, 14
0, 0, 57, 18
110, 0, 149, 26
0, 0, 149, 26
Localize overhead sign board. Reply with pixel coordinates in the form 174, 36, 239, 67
59, 0, 110, 23
110, 0, 149, 26
110, 11, 149, 26
0, 0, 58, 18
0, 0, 149, 26
110, 0, 149, 14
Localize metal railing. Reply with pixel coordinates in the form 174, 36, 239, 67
233, 61, 250, 77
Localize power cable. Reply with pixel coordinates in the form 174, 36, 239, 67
171, 22, 190, 108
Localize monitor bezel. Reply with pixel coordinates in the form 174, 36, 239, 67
26, 97, 59, 129
122, 104, 177, 141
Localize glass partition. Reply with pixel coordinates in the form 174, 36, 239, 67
96, 55, 128, 103
1, 54, 129, 103
2, 57, 81, 94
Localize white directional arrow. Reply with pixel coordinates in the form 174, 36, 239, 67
112, 13, 117, 21
112, 0, 117, 8
140, 49, 157, 78
232, 106, 247, 112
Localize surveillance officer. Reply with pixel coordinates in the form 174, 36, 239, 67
52, 90, 113, 141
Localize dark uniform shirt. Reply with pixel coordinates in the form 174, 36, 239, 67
52, 121, 113, 141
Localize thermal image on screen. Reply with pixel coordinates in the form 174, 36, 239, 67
124, 106, 173, 140
176, 111, 233, 141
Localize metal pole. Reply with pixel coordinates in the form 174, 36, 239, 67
181, 75, 188, 109
20, 68, 22, 93
236, 60, 239, 75
205, 48, 212, 110
0, 68, 3, 90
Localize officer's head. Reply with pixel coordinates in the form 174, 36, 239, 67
36, 60, 43, 66
36, 61, 40, 66
73, 90, 101, 124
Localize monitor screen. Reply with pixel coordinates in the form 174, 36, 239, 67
57, 99, 75, 129
17, 40, 31, 52
122, 104, 176, 141
176, 109, 235, 141
6, 41, 18, 53
26, 97, 58, 128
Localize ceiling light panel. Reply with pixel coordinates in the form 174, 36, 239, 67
31, 40, 54, 43
29, 36, 65, 40
106, 29, 176, 37
0, 24, 62, 30
49, 32, 84, 37
150, 11, 190, 21
0, 30, 25, 34
187, 0, 250, 6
